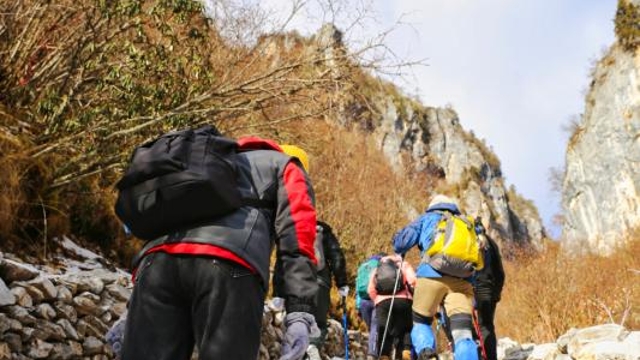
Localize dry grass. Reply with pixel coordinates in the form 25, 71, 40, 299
496, 235, 640, 342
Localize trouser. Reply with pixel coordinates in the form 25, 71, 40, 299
412, 277, 478, 360
310, 283, 331, 348
475, 297, 498, 360
121, 253, 265, 360
359, 299, 378, 356
376, 298, 413, 357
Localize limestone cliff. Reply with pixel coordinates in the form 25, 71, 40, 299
562, 0, 640, 253
312, 24, 546, 251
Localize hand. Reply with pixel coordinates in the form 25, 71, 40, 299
279, 312, 320, 360
338, 285, 349, 298
106, 313, 127, 359
474, 217, 486, 234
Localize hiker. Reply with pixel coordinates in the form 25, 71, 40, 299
116, 127, 320, 360
305, 221, 349, 360
473, 220, 505, 360
367, 253, 416, 360
393, 194, 485, 360
355, 253, 385, 360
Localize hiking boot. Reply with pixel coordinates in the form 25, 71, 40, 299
417, 348, 436, 360
402, 349, 412, 360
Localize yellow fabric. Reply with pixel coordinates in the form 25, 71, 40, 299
427, 214, 484, 271
280, 144, 310, 173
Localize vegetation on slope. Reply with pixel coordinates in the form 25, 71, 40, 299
497, 234, 640, 342
615, 0, 640, 52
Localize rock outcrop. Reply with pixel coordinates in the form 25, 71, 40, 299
562, 0, 640, 253
303, 25, 547, 252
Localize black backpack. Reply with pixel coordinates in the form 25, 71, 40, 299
115, 125, 245, 240
375, 258, 405, 295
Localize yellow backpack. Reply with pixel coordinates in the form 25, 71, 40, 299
424, 212, 484, 277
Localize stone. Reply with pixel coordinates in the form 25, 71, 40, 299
34, 303, 56, 320
0, 278, 15, 307
9, 287, 32, 308
0, 259, 39, 283
82, 336, 103, 356
26, 339, 53, 359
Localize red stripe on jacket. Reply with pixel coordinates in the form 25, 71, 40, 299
283, 163, 317, 264
132, 244, 255, 282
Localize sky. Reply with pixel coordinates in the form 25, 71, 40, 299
246, 0, 618, 237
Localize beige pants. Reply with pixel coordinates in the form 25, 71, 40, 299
412, 276, 474, 317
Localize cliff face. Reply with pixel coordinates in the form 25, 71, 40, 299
244, 24, 547, 251
369, 99, 545, 250
562, 1, 640, 253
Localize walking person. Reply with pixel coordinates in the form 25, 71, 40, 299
393, 194, 485, 360
305, 220, 349, 360
355, 253, 385, 360
473, 220, 505, 360
114, 126, 320, 360
368, 253, 416, 360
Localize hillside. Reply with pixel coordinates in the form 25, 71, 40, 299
1, 1, 639, 358
0, 1, 544, 271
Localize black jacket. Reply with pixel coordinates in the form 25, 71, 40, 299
316, 221, 348, 289
474, 234, 505, 302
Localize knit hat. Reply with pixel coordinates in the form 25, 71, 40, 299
281, 145, 310, 173
428, 194, 459, 209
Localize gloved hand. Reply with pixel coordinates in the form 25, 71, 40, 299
279, 312, 320, 360
338, 285, 349, 298
105, 312, 127, 359
474, 217, 486, 234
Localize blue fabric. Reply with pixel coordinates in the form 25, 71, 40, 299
106, 313, 126, 358
411, 322, 435, 354
454, 338, 479, 360
415, 265, 442, 278
393, 203, 463, 279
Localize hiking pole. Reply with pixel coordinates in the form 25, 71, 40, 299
378, 255, 405, 359
472, 301, 488, 360
342, 296, 349, 360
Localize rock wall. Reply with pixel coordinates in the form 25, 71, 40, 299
0, 239, 368, 360
371, 103, 545, 251
562, 1, 640, 253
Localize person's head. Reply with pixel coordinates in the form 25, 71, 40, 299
427, 194, 461, 214
428, 194, 457, 208
280, 144, 310, 173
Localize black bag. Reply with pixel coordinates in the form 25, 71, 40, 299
115, 125, 242, 240
375, 258, 405, 295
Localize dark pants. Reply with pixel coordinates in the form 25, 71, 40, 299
359, 299, 378, 356
121, 253, 265, 360
310, 283, 331, 347
475, 298, 498, 360
376, 298, 413, 357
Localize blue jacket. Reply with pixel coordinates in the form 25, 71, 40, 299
392, 202, 461, 278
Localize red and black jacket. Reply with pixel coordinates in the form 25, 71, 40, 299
133, 137, 318, 314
